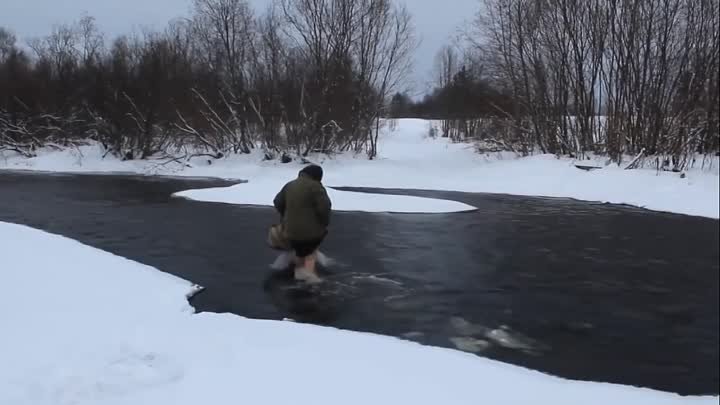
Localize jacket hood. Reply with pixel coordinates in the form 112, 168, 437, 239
299, 164, 323, 182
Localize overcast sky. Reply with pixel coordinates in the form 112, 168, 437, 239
0, 0, 478, 95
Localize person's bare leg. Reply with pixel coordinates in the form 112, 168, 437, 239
293, 253, 306, 278
295, 251, 321, 283
305, 251, 318, 275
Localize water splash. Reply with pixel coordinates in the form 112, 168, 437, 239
269, 250, 334, 270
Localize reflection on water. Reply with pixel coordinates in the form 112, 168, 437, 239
0, 172, 717, 395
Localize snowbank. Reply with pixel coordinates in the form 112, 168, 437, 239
1, 221, 716, 405
2, 118, 718, 218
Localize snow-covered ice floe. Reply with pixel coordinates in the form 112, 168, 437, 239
173, 178, 478, 213
1, 221, 717, 405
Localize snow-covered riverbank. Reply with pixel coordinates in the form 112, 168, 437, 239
2, 221, 716, 405
2, 119, 717, 218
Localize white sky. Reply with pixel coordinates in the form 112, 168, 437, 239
0, 0, 479, 95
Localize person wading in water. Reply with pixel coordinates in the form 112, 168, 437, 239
273, 164, 332, 283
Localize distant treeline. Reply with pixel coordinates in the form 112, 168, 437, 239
0, 0, 415, 161
1, 0, 717, 171
391, 0, 719, 170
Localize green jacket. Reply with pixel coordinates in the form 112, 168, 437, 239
273, 173, 332, 241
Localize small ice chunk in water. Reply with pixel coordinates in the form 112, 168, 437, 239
402, 331, 425, 340
450, 316, 490, 336
486, 328, 536, 351
449, 337, 491, 353
449, 318, 547, 354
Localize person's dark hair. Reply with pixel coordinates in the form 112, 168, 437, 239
300, 164, 323, 182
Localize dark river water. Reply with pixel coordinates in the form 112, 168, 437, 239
0, 171, 717, 396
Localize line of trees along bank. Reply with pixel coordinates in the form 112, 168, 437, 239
391, 0, 719, 171
0, 0, 415, 162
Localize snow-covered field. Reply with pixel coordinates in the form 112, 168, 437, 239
1, 221, 716, 405
1, 118, 718, 217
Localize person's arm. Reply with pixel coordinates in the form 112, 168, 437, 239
273, 184, 287, 216
314, 185, 332, 227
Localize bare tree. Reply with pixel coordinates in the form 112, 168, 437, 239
355, 0, 416, 157
191, 0, 256, 152
250, 5, 289, 152
433, 45, 459, 137
0, 27, 16, 63
461, 0, 718, 166
77, 15, 104, 66
28, 23, 79, 81
434, 45, 458, 92
279, 0, 416, 157
2, 3, 420, 162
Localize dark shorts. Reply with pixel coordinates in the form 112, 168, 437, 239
290, 234, 326, 258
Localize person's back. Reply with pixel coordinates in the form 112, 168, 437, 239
273, 164, 331, 283
280, 175, 330, 241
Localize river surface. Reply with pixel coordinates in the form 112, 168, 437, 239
0, 171, 717, 396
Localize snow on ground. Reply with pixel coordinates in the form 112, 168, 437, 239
1, 221, 717, 405
1, 118, 718, 217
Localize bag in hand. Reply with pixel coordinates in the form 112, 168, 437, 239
267, 223, 291, 251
